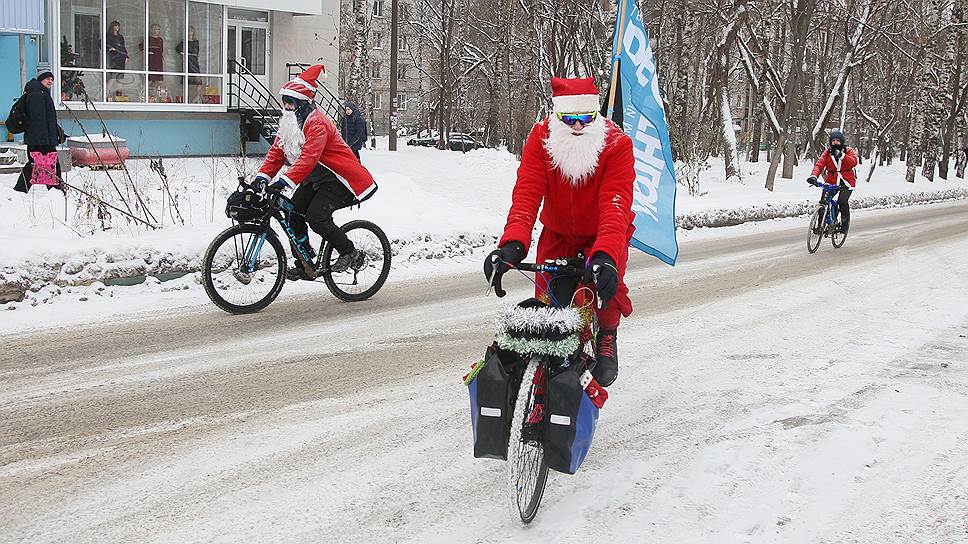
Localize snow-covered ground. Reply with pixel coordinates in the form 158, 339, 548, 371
1, 142, 966, 329
3, 201, 967, 543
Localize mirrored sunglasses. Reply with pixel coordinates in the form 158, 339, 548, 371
556, 112, 597, 126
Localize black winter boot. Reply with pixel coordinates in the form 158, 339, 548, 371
593, 329, 618, 387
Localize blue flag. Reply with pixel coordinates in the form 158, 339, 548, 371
608, 0, 678, 265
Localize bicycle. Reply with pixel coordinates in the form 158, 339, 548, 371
806, 180, 848, 253
467, 255, 606, 523
201, 179, 391, 314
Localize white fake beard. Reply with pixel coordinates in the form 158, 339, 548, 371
543, 114, 608, 185
277, 110, 305, 164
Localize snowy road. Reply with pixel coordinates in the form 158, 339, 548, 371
3, 201, 968, 543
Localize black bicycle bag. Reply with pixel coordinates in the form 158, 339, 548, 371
544, 364, 600, 475
467, 343, 516, 460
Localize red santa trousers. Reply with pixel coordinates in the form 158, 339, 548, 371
534, 225, 634, 330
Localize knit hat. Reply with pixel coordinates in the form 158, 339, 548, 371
551, 77, 600, 113
280, 64, 327, 101
37, 71, 54, 82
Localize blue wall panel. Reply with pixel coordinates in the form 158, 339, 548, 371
1, 34, 39, 143
59, 117, 246, 157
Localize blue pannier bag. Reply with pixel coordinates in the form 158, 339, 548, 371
544, 366, 599, 474
468, 343, 514, 460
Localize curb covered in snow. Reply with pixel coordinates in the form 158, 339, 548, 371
1, 232, 497, 305
3, 188, 966, 304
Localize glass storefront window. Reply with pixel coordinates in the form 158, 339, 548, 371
147, 74, 185, 103
60, 0, 103, 69
188, 2, 222, 75
148, 0, 187, 74
240, 27, 266, 76
105, 71, 145, 102
59, 0, 223, 105
62, 70, 104, 102
189, 76, 221, 105
105, 0, 145, 71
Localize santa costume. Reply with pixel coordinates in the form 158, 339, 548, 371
255, 64, 377, 275
495, 76, 636, 386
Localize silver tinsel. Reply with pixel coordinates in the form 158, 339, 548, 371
493, 304, 584, 337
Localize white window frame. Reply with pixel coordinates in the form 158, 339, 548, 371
54, 0, 228, 112
372, 93, 382, 110
396, 92, 407, 111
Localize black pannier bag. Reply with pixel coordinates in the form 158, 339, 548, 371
467, 343, 518, 460
225, 189, 268, 222
544, 362, 600, 474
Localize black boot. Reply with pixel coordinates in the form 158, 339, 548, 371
593, 329, 618, 387
331, 248, 364, 273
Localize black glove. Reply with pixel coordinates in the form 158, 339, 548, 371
250, 176, 269, 192
807, 176, 819, 186
483, 241, 525, 296
584, 252, 619, 308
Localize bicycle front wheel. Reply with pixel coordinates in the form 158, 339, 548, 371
202, 223, 286, 314
806, 207, 824, 254
321, 219, 392, 302
507, 357, 550, 524
831, 222, 848, 248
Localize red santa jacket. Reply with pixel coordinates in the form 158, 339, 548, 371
257, 108, 376, 200
499, 118, 635, 263
811, 147, 858, 188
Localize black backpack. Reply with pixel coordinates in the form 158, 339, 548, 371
5, 93, 29, 135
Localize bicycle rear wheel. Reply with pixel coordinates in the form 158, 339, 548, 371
202, 224, 286, 314
320, 219, 392, 302
806, 207, 824, 254
507, 357, 550, 523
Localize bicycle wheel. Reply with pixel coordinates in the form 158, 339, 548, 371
202, 223, 286, 314
320, 219, 392, 302
507, 357, 550, 524
831, 221, 848, 248
806, 207, 824, 254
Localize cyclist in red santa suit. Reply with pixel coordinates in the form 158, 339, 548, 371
252, 64, 378, 278
484, 76, 636, 387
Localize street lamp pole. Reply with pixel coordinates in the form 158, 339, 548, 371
388, 0, 399, 151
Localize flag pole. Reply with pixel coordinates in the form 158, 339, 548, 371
606, 0, 630, 119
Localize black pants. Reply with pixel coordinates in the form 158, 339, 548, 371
289, 164, 357, 255
14, 145, 61, 193
822, 185, 852, 231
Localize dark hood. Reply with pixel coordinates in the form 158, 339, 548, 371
25, 78, 50, 94
344, 101, 361, 117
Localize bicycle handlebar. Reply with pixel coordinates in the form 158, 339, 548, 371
488, 256, 590, 301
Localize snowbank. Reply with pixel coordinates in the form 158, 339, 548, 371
0, 145, 965, 309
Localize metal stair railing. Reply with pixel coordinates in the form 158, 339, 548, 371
227, 59, 283, 143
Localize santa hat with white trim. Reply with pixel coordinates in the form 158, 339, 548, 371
551, 77, 600, 113
280, 64, 327, 101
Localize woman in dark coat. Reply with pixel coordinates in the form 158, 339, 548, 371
340, 101, 367, 161
15, 72, 64, 192
106, 21, 128, 97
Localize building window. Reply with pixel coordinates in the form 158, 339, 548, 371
372, 0, 384, 17
397, 63, 407, 80
373, 93, 382, 110
396, 92, 407, 111
372, 31, 383, 49
370, 62, 382, 79
399, 3, 409, 21
398, 34, 407, 52
58, 0, 224, 105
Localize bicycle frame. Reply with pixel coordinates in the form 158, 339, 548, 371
236, 191, 325, 274
818, 183, 840, 229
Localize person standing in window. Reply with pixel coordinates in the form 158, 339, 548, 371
106, 21, 128, 97
142, 24, 165, 98
177, 26, 202, 102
